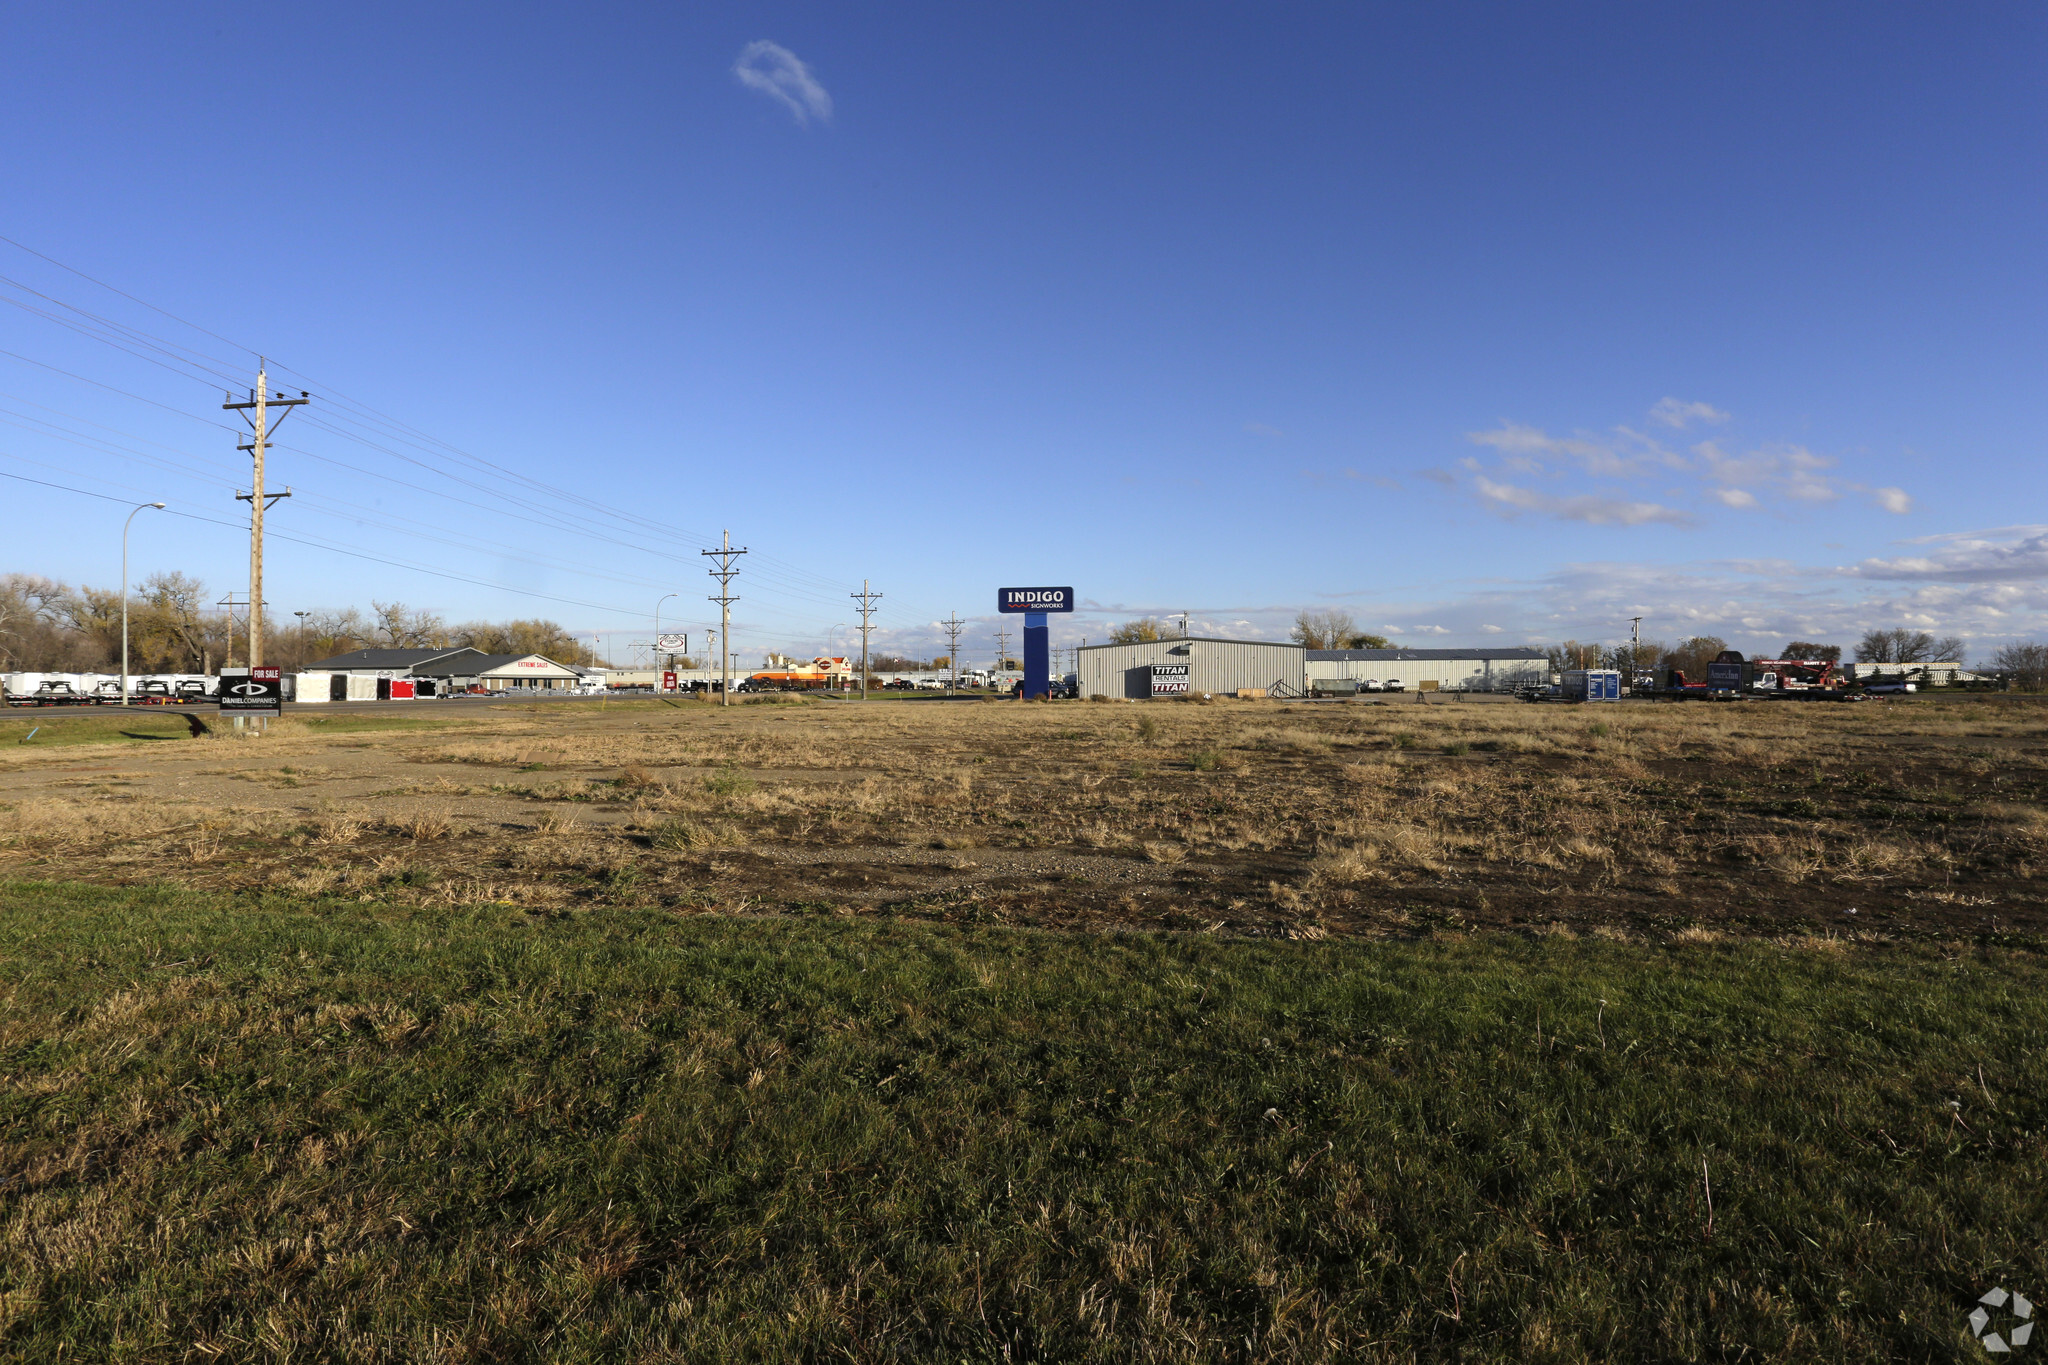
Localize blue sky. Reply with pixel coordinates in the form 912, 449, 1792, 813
2, 2, 2044, 666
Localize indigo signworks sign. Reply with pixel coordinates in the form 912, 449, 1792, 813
998, 586, 1074, 614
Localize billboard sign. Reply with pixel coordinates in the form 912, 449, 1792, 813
661, 670, 678, 692
219, 666, 283, 716
1149, 663, 1190, 697
998, 586, 1074, 614
1706, 650, 1746, 692
656, 634, 686, 651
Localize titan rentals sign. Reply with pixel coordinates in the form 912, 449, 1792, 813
1150, 664, 1190, 697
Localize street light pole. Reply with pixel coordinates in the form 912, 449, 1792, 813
655, 592, 678, 688
120, 501, 166, 708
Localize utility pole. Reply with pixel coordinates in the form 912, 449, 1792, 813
218, 593, 250, 669
940, 613, 966, 697
119, 501, 165, 707
994, 626, 1012, 677
1628, 616, 1643, 678
851, 580, 883, 700
224, 362, 307, 668
701, 530, 747, 707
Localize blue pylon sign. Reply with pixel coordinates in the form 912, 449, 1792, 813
997, 586, 1074, 698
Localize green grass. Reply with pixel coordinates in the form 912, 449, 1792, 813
0, 709, 471, 747
0, 882, 2042, 1361
0, 710, 203, 747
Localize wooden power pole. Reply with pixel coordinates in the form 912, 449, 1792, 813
940, 613, 965, 696
224, 362, 306, 667
851, 580, 882, 701
701, 530, 747, 707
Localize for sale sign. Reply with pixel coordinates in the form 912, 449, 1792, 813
1149, 663, 1189, 697
219, 666, 283, 716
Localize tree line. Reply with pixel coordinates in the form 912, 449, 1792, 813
0, 572, 601, 674
1550, 629, 2048, 690
1106, 610, 1394, 649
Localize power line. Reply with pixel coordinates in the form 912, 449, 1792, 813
0, 461, 652, 618
0, 243, 863, 601
0, 239, 953, 634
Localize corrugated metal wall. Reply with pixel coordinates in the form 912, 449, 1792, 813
1078, 639, 1305, 698
1304, 656, 1548, 690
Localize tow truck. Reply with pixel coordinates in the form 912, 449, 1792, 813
1748, 657, 1863, 700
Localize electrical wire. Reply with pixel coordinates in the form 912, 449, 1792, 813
0, 237, 959, 644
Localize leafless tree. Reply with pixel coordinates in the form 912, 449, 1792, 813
1660, 636, 1729, 680
453, 618, 597, 665
1855, 628, 1935, 663
371, 601, 447, 648
1291, 609, 1392, 650
1992, 642, 2048, 692
140, 571, 212, 671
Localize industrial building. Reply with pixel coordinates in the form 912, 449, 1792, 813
1077, 637, 1306, 698
305, 647, 492, 677
1306, 647, 1548, 692
302, 647, 585, 694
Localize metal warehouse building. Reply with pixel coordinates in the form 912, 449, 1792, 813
1077, 637, 1306, 699
1306, 647, 1548, 692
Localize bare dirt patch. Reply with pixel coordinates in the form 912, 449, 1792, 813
3, 693, 2045, 940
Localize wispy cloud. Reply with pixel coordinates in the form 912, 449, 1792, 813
1650, 397, 1731, 429
1839, 526, 2048, 583
1474, 476, 1692, 527
1458, 405, 1916, 526
1243, 422, 1285, 438
1693, 440, 1838, 502
734, 41, 832, 125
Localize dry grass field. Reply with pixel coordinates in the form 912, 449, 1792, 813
5, 694, 2048, 1360
4, 691, 2044, 942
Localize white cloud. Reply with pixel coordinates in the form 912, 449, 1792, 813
1694, 440, 1839, 502
734, 41, 832, 125
1244, 422, 1285, 438
1650, 397, 1731, 429
1840, 526, 2048, 583
1467, 422, 1641, 477
1480, 623, 1504, 634
1459, 409, 1920, 525
1474, 476, 1692, 527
